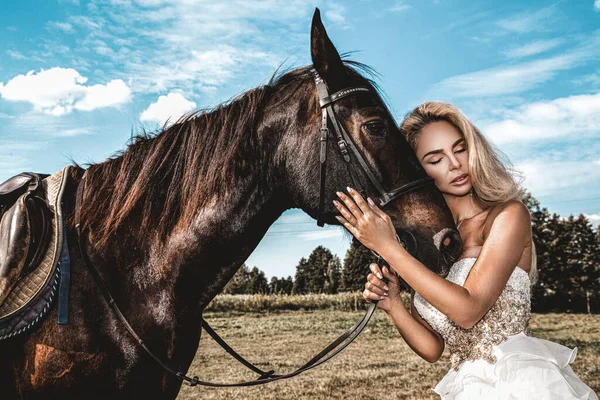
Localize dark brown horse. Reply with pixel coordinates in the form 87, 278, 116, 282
0, 9, 461, 399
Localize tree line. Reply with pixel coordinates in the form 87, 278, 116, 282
224, 193, 600, 313
222, 242, 376, 296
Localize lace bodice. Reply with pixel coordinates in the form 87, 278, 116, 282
413, 257, 531, 370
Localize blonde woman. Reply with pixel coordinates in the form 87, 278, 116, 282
332, 102, 597, 399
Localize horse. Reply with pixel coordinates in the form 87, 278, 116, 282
0, 9, 462, 399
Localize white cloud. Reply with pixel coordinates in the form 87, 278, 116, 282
0, 155, 34, 181
325, 2, 348, 26
8, 111, 97, 137
298, 229, 344, 241
389, 2, 411, 12
7, 50, 26, 60
516, 160, 600, 198
47, 21, 75, 34
595, 0, 600, 11
482, 91, 600, 145
572, 72, 600, 88
434, 34, 600, 98
585, 213, 600, 227
0, 141, 48, 152
74, 79, 131, 111
275, 212, 314, 225
43, 1, 324, 95
0, 67, 131, 115
496, 4, 558, 33
140, 92, 197, 126
435, 53, 589, 98
504, 38, 564, 59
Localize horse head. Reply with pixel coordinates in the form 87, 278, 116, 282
283, 9, 462, 277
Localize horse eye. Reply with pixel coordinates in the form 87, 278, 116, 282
363, 121, 388, 137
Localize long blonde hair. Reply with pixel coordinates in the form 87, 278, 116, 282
400, 101, 537, 284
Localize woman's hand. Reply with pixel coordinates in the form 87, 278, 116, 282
363, 263, 403, 313
333, 187, 399, 255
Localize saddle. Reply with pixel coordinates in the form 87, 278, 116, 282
0, 172, 51, 304
0, 166, 71, 339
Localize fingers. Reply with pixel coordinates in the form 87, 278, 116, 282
363, 288, 386, 303
332, 199, 356, 226
381, 265, 399, 283
335, 190, 365, 222
345, 187, 372, 215
367, 263, 389, 293
365, 275, 387, 296
369, 262, 383, 280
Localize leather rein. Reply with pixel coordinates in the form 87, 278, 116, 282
72, 72, 434, 387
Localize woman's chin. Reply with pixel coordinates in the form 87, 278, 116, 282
444, 184, 472, 197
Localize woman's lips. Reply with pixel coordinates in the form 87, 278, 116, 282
452, 173, 468, 185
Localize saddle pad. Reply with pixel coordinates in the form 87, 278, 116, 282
0, 166, 69, 321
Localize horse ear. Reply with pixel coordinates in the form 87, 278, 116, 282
310, 8, 344, 85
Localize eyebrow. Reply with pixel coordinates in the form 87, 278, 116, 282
421, 138, 465, 161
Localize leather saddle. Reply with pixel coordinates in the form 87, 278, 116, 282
0, 172, 52, 305
0, 166, 72, 339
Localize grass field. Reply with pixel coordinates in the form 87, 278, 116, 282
178, 298, 600, 399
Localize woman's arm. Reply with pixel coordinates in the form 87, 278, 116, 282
364, 265, 444, 363
334, 189, 531, 329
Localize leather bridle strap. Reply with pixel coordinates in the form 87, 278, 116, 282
74, 171, 381, 387
314, 73, 435, 226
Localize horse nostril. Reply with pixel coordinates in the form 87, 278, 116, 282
440, 230, 462, 264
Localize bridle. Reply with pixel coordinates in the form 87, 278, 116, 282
314, 72, 434, 227
72, 71, 436, 388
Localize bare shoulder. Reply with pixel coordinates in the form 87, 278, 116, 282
483, 200, 531, 241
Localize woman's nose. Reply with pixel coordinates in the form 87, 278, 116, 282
448, 154, 461, 170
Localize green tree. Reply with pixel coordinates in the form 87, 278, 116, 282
324, 256, 341, 294
247, 266, 268, 294
292, 257, 309, 294
305, 246, 334, 293
341, 239, 378, 291
269, 276, 294, 295
223, 263, 251, 294
563, 215, 600, 313
524, 193, 554, 311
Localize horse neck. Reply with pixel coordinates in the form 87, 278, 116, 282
172, 110, 305, 308
87, 90, 305, 310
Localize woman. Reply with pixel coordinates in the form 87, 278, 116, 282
332, 102, 597, 399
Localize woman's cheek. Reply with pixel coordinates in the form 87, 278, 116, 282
423, 164, 440, 180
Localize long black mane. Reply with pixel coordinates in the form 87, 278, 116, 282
74, 61, 379, 251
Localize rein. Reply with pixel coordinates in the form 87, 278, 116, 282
74, 171, 382, 387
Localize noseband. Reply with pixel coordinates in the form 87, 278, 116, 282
314, 72, 434, 227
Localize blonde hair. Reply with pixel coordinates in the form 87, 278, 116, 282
400, 101, 537, 284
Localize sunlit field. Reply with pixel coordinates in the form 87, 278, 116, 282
177, 295, 600, 399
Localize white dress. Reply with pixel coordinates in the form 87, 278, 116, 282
413, 257, 598, 400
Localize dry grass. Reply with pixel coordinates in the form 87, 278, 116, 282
177, 307, 600, 400
204, 292, 411, 313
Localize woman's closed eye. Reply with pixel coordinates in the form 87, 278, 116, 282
429, 148, 466, 165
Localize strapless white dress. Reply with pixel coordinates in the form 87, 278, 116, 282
413, 257, 598, 400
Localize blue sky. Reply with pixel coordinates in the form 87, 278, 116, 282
1, 0, 599, 279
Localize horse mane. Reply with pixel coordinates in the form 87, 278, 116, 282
74, 61, 379, 251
